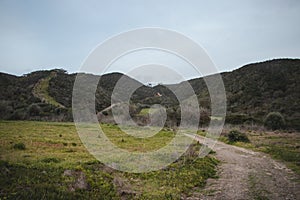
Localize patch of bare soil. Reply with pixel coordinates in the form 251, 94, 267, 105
186, 135, 300, 200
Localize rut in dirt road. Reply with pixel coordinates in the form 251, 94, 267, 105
185, 134, 300, 200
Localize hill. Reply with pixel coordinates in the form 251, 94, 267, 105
0, 58, 299, 129
183, 59, 300, 129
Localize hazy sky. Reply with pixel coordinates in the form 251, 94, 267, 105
0, 0, 299, 80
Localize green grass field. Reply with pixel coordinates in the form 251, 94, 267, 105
0, 121, 218, 199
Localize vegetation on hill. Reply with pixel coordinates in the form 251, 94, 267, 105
0, 69, 72, 121
175, 59, 300, 130
222, 59, 299, 129
33, 71, 65, 108
0, 58, 299, 130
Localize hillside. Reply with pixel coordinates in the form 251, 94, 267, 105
182, 59, 300, 129
0, 58, 299, 129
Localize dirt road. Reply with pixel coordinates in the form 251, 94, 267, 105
185, 134, 300, 200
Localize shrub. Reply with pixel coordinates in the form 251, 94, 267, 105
199, 109, 210, 126
227, 130, 250, 143
102, 110, 109, 116
225, 114, 260, 125
264, 112, 286, 130
41, 157, 61, 163
0, 160, 9, 168
71, 142, 77, 146
28, 104, 41, 116
13, 142, 26, 150
10, 109, 27, 120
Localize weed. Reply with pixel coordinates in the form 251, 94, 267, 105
71, 142, 77, 146
227, 130, 250, 143
41, 157, 61, 163
248, 174, 270, 200
13, 142, 26, 150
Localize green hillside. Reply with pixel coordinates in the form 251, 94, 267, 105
183, 59, 300, 129
0, 58, 299, 130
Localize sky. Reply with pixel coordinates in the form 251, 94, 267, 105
0, 0, 299, 83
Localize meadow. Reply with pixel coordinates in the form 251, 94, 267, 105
0, 121, 218, 199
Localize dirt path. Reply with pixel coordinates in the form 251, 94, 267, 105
185, 134, 300, 200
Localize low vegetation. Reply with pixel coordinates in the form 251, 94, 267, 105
264, 112, 286, 130
1, 59, 300, 130
32, 71, 65, 108
222, 127, 300, 175
13, 142, 26, 150
227, 130, 250, 143
0, 121, 219, 199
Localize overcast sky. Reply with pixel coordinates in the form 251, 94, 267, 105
0, 0, 299, 81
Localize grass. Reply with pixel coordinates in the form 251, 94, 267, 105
0, 121, 219, 199
248, 174, 270, 200
101, 124, 175, 152
33, 73, 65, 108
221, 128, 300, 175
138, 108, 160, 116
139, 108, 151, 116
121, 144, 219, 199
13, 142, 26, 150
0, 160, 117, 199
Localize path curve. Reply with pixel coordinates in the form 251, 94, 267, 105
185, 134, 300, 200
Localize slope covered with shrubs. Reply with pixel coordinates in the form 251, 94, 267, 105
0, 59, 299, 130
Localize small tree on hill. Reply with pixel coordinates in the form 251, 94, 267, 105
264, 112, 285, 130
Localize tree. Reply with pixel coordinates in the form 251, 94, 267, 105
264, 112, 286, 130
28, 104, 41, 116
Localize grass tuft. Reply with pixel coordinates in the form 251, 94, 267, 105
13, 142, 26, 150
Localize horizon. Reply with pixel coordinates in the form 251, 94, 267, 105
1, 0, 300, 79
1, 57, 299, 85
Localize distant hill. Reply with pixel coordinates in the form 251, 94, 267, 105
183, 59, 300, 129
0, 58, 299, 130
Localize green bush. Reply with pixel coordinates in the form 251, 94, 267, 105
264, 112, 286, 130
41, 157, 61, 163
71, 142, 77, 146
227, 130, 250, 143
10, 109, 27, 120
13, 142, 26, 150
28, 104, 41, 116
225, 114, 260, 125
